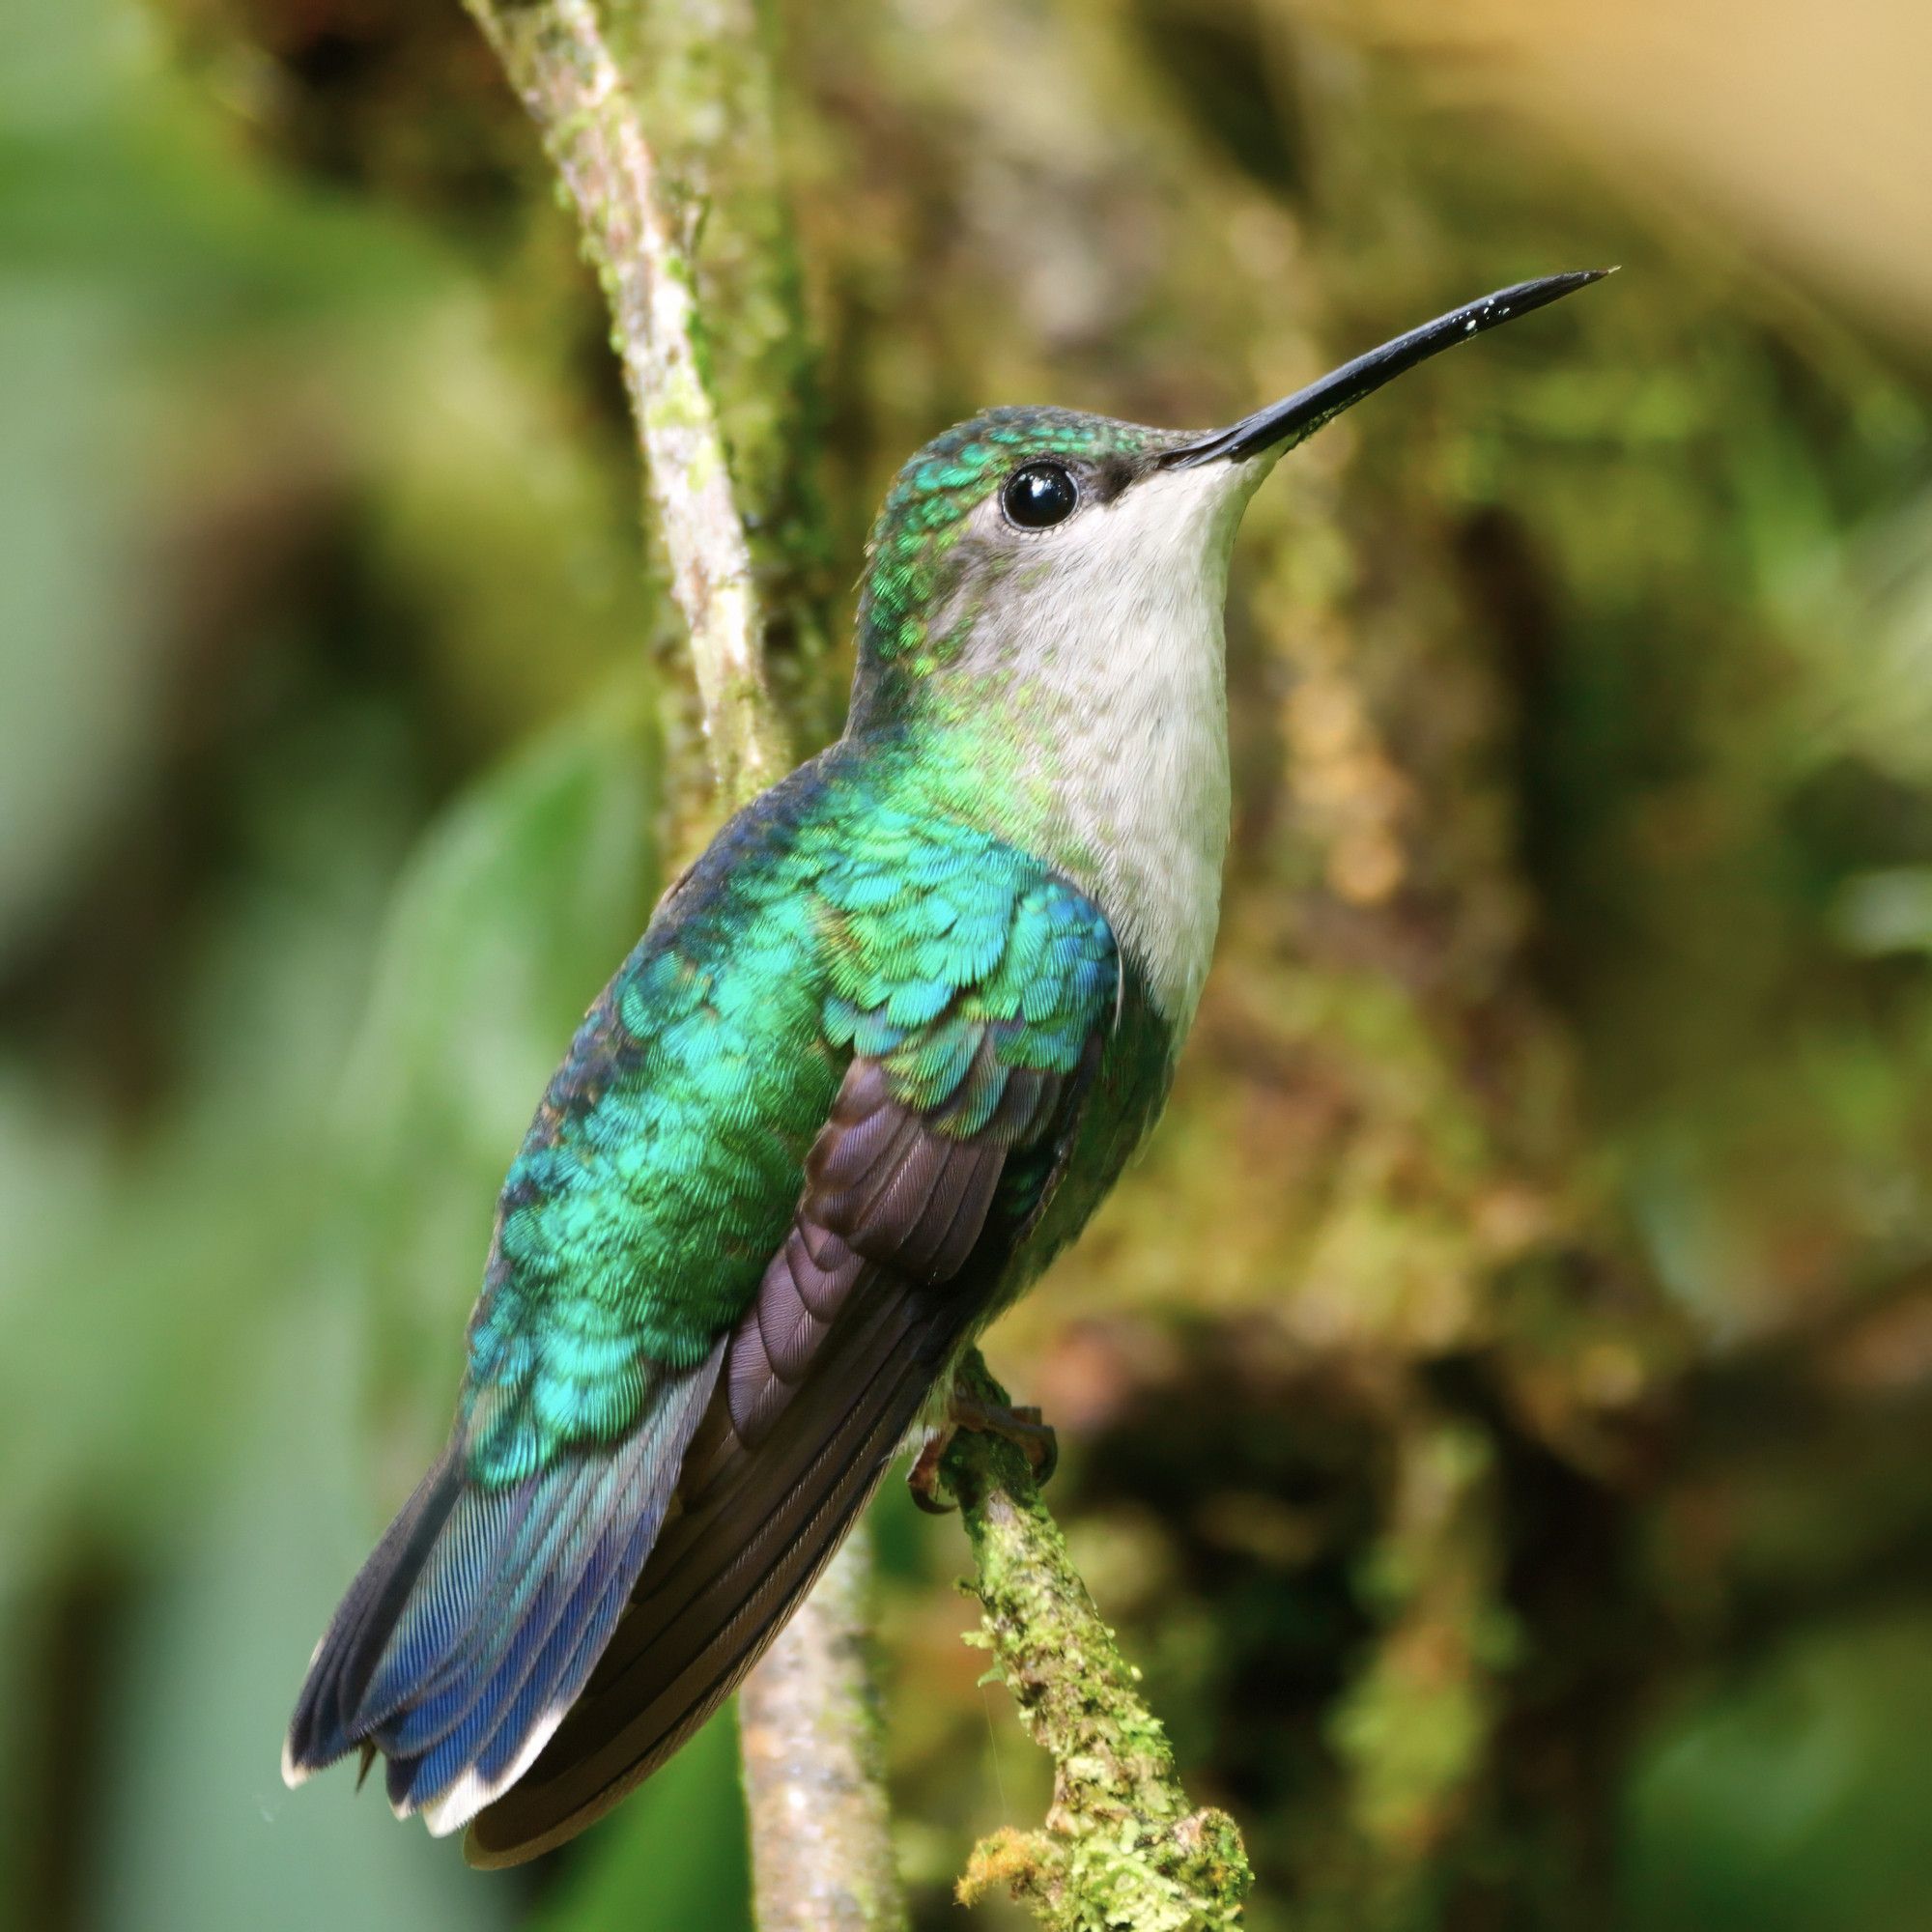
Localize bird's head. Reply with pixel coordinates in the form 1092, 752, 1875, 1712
848, 270, 1608, 730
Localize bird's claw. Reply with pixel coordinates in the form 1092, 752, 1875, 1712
904, 1391, 1059, 1513
907, 1429, 957, 1514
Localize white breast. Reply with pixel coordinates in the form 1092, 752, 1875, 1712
958, 455, 1269, 1023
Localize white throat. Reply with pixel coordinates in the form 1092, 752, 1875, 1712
956, 457, 1269, 1024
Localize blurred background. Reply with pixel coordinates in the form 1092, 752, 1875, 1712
5, 1, 1931, 1928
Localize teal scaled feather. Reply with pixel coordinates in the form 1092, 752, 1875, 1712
466, 745, 1117, 1485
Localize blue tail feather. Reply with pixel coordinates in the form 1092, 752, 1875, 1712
354, 1482, 526, 1734
389, 1468, 650, 1813
471, 1451, 673, 1789
384, 1472, 610, 1804
374, 1469, 591, 1760
283, 1346, 724, 1832
286, 1450, 467, 1773
496, 1489, 666, 1780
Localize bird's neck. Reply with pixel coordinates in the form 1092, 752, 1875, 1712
866, 614, 1233, 1030
845, 450, 1267, 1027
1022, 632, 1232, 1030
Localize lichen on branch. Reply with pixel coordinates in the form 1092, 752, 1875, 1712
944, 1351, 1253, 1932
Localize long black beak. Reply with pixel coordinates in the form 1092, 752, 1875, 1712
1161, 270, 1612, 469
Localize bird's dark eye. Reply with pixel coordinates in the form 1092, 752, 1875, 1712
1002, 462, 1078, 529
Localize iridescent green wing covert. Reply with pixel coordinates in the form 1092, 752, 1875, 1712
285, 754, 1120, 1856
466, 770, 1117, 1472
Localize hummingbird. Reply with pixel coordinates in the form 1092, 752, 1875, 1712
284, 270, 1605, 1865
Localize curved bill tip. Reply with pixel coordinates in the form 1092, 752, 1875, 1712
1162, 268, 1616, 469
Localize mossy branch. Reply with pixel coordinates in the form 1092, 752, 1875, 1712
944, 1352, 1253, 1931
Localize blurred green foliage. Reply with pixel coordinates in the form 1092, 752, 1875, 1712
3, 1, 1930, 1929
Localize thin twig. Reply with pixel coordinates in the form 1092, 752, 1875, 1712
739, 1535, 908, 1932
463, 0, 787, 807
945, 1352, 1253, 1932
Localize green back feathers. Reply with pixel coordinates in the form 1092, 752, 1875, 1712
460, 749, 1120, 1485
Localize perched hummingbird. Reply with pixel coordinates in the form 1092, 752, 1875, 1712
285, 271, 1605, 1864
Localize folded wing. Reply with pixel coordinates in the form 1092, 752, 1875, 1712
466, 869, 1117, 1864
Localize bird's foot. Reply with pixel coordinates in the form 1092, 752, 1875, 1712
906, 1390, 1059, 1515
